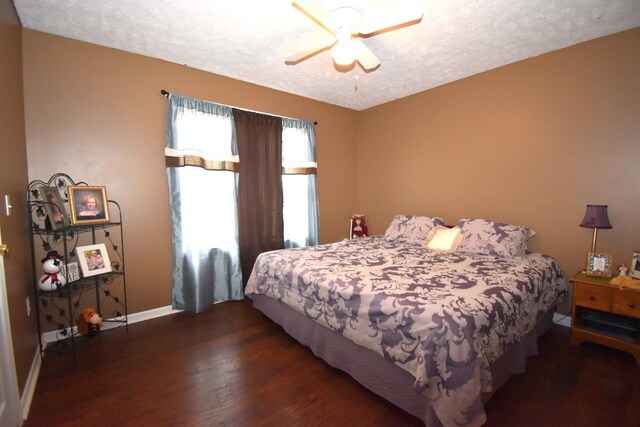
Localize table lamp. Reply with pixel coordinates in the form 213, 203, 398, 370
579, 204, 612, 252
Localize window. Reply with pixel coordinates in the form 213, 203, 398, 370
165, 94, 242, 312
165, 93, 319, 312
282, 118, 320, 248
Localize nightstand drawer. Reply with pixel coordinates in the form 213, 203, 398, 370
575, 282, 611, 311
612, 290, 640, 319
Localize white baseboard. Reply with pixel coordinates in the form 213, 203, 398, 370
127, 305, 183, 324
553, 312, 572, 328
21, 346, 41, 421
41, 305, 182, 345
24, 305, 182, 420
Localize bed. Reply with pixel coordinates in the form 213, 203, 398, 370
245, 215, 566, 427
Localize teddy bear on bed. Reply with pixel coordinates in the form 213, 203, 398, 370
77, 308, 103, 339
351, 214, 368, 239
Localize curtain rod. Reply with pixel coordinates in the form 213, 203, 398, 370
160, 89, 317, 126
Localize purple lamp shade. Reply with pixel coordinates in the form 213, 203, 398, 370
579, 204, 612, 229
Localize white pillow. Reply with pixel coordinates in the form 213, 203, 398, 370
422, 226, 462, 251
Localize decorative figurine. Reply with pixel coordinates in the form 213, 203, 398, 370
38, 250, 67, 291
619, 263, 628, 276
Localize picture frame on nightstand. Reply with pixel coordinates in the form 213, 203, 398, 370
586, 252, 613, 278
630, 251, 640, 279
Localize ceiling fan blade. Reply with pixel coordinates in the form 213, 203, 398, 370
285, 37, 337, 65
292, 0, 334, 34
354, 40, 380, 71
358, 7, 423, 36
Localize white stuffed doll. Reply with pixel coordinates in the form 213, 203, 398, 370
38, 250, 67, 291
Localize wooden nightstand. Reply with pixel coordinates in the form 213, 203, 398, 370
570, 272, 640, 364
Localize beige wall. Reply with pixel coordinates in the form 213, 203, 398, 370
358, 28, 640, 312
0, 0, 38, 395
22, 30, 359, 315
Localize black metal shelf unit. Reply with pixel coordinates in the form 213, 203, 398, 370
27, 173, 128, 363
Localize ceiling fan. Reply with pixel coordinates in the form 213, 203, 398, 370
285, 0, 423, 71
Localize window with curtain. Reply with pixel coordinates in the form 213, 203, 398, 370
165, 94, 319, 312
282, 118, 320, 248
165, 94, 243, 313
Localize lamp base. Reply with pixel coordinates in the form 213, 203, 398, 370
590, 228, 598, 253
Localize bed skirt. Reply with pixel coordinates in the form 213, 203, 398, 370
249, 294, 554, 427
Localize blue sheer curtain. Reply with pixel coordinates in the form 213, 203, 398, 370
165, 94, 243, 313
282, 118, 320, 248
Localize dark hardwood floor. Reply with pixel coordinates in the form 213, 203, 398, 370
24, 298, 640, 426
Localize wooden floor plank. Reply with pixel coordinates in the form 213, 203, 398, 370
24, 298, 640, 426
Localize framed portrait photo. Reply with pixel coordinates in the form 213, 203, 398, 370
68, 186, 110, 225
39, 186, 70, 230
630, 251, 640, 280
586, 252, 613, 278
77, 243, 111, 277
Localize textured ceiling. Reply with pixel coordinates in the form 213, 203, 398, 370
14, 0, 640, 111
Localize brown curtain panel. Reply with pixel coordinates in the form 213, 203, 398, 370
232, 109, 284, 285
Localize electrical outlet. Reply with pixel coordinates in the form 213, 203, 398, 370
26, 296, 31, 317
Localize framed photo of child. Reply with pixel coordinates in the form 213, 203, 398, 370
77, 243, 112, 277
67, 186, 110, 225
39, 186, 70, 230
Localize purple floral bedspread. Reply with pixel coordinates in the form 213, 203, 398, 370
245, 237, 566, 427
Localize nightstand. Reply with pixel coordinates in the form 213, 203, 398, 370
570, 272, 640, 364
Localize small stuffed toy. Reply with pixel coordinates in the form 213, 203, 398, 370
38, 250, 67, 291
351, 214, 368, 239
77, 308, 103, 338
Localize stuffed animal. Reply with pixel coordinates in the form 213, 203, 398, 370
351, 214, 368, 239
77, 308, 103, 338
38, 250, 67, 291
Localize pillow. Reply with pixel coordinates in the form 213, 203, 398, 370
525, 228, 536, 240
384, 214, 444, 246
524, 228, 536, 252
455, 218, 529, 259
422, 226, 463, 252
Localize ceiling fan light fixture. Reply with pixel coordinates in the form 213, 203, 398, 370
287, 0, 422, 71
332, 31, 357, 66
332, 40, 357, 66
330, 6, 361, 33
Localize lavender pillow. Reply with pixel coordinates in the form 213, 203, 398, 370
456, 218, 530, 259
384, 215, 444, 246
